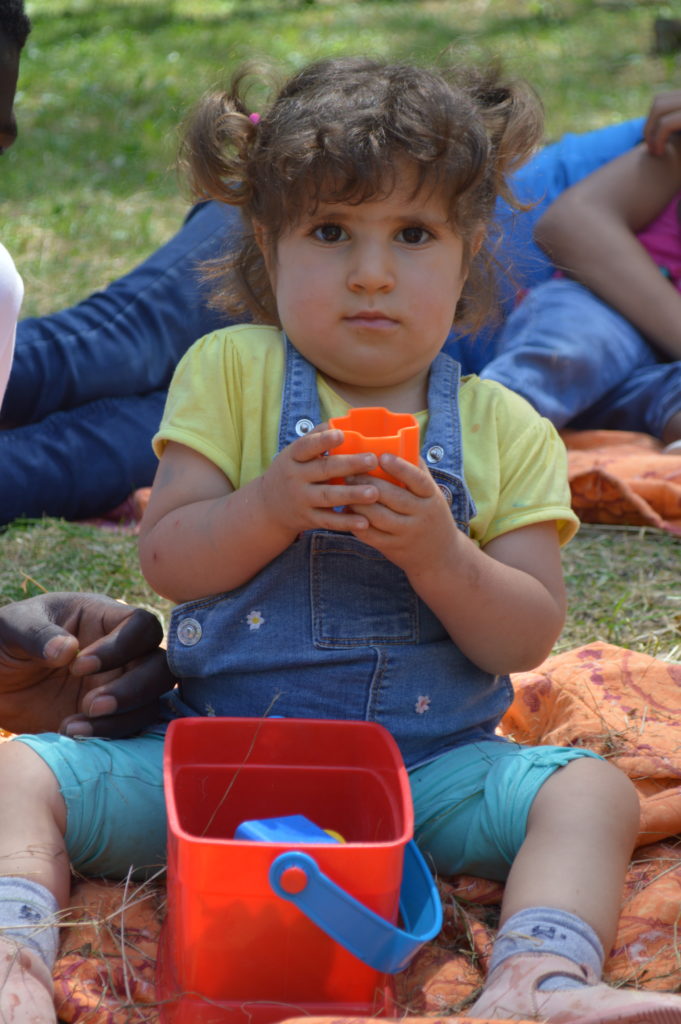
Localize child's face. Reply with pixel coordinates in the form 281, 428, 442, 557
258, 172, 472, 411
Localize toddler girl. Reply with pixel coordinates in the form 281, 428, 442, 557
1, 56, 679, 1024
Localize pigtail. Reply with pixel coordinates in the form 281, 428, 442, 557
428, 61, 544, 337
179, 66, 280, 325
179, 69, 261, 207
461, 64, 544, 212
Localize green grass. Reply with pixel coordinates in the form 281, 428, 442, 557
557, 524, 681, 659
0, 517, 171, 627
2, 0, 681, 660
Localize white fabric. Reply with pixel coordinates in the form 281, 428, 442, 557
0, 241, 23, 408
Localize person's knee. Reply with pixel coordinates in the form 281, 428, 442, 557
571, 754, 638, 799
530, 756, 639, 843
549, 757, 640, 839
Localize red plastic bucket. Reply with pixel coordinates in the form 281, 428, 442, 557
158, 717, 414, 1024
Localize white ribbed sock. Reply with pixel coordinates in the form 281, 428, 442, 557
490, 907, 604, 991
0, 877, 60, 968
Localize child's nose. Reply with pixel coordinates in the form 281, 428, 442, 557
347, 242, 394, 293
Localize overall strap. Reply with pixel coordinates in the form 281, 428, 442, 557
277, 334, 323, 451
423, 350, 477, 530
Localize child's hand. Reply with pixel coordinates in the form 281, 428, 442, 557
644, 90, 681, 156
345, 452, 459, 574
260, 427, 381, 534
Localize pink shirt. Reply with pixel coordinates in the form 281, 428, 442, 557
636, 192, 681, 291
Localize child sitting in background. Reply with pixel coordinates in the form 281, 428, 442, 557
482, 91, 681, 451
1, 56, 680, 1024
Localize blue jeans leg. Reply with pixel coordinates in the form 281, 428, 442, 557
571, 360, 681, 439
1, 201, 239, 425
480, 279, 657, 428
0, 390, 167, 523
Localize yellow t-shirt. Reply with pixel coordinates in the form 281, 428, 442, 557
154, 324, 579, 548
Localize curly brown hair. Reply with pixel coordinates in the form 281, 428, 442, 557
180, 56, 543, 335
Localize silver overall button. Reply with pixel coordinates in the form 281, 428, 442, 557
426, 444, 445, 464
295, 418, 315, 436
176, 617, 202, 646
438, 484, 453, 505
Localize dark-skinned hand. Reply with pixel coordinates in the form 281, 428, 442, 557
0, 592, 172, 737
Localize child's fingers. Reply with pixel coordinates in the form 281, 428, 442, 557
380, 454, 439, 497
644, 91, 681, 154
350, 456, 436, 502
290, 428, 344, 462
311, 509, 370, 532
290, 445, 379, 483
345, 485, 416, 536
347, 478, 411, 516
290, 430, 379, 479
346, 500, 395, 533
313, 482, 379, 508
645, 113, 681, 156
317, 452, 378, 481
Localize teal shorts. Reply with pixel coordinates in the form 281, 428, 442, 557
15, 730, 166, 880
14, 732, 600, 882
410, 738, 601, 880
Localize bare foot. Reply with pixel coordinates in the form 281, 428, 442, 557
0, 937, 56, 1023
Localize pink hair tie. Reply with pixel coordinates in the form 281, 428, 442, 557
249, 112, 261, 125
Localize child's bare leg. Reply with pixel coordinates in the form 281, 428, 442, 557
0, 739, 69, 1022
501, 756, 638, 950
467, 757, 681, 1021
0, 740, 69, 901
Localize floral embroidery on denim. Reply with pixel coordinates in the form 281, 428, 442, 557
246, 610, 265, 631
205, 702, 216, 716
415, 695, 431, 714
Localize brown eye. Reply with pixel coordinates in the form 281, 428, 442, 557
314, 224, 347, 242
399, 226, 430, 244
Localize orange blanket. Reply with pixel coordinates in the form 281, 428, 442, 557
563, 429, 681, 534
40, 641, 681, 1023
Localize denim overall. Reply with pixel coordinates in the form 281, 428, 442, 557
167, 338, 513, 769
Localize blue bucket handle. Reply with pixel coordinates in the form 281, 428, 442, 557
268, 839, 442, 973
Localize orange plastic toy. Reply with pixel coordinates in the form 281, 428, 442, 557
328, 407, 419, 486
